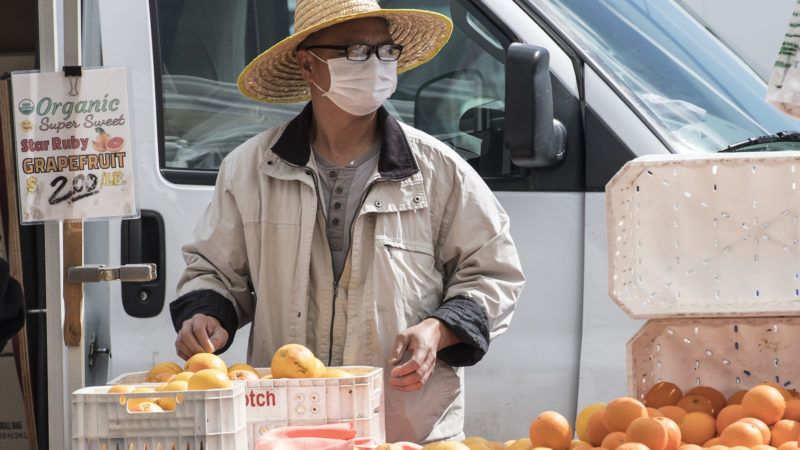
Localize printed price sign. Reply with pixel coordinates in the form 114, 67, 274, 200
11, 67, 137, 223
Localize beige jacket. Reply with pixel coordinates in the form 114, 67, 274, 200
175, 105, 524, 443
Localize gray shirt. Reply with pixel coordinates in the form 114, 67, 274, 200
310, 141, 380, 280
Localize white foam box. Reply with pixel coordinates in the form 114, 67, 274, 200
72, 382, 247, 450
606, 152, 800, 398
109, 366, 385, 449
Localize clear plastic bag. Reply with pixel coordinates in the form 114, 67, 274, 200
767, 2, 800, 118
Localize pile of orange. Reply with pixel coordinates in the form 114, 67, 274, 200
422, 382, 800, 450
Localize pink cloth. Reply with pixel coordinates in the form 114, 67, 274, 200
254, 423, 374, 450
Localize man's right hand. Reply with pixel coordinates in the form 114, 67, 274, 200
175, 314, 229, 360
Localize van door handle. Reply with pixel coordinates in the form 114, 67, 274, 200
121, 210, 166, 318
68, 264, 157, 283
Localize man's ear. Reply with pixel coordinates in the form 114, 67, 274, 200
296, 50, 313, 81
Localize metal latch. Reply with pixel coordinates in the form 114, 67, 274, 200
87, 333, 111, 368
67, 264, 157, 283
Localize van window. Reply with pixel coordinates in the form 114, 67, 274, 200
152, 0, 516, 182
530, 0, 800, 153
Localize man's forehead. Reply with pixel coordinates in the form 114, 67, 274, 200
307, 17, 391, 44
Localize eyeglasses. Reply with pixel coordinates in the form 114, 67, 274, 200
300, 43, 404, 61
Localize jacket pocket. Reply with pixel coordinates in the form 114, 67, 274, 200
375, 237, 442, 324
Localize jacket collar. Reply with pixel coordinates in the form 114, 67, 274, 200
270, 102, 419, 180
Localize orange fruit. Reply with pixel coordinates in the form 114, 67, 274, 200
146, 362, 183, 383
784, 399, 800, 422
743, 386, 787, 425
601, 432, 627, 450
719, 421, 763, 447
679, 412, 716, 445
679, 445, 702, 450
687, 388, 727, 418
771, 421, 800, 447
529, 411, 572, 450
678, 395, 716, 417
763, 384, 793, 401
654, 417, 682, 450
271, 344, 325, 378
716, 405, 745, 434
228, 369, 259, 381
727, 391, 747, 407
738, 418, 771, 445
752, 446, 778, 450
587, 410, 611, 446
660, 406, 689, 423
626, 417, 668, 450
649, 408, 665, 418
778, 442, 800, 450
646, 383, 684, 408
616, 444, 649, 450
605, 398, 648, 432
184, 353, 227, 373
187, 369, 233, 390
703, 438, 722, 448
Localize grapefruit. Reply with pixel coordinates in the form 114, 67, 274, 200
660, 406, 688, 423
129, 401, 163, 413
601, 432, 627, 450
715, 405, 744, 434
422, 442, 471, 450
322, 369, 352, 378
654, 417, 682, 450
738, 418, 771, 444
785, 399, 800, 422
185, 353, 227, 373
188, 369, 233, 390
107, 384, 134, 394
677, 395, 715, 417
271, 344, 325, 378
576, 404, 606, 442
106, 136, 124, 152
727, 391, 747, 407
687, 388, 726, 417
771, 420, 800, 447
146, 362, 182, 383
586, 409, 611, 446
228, 369, 259, 381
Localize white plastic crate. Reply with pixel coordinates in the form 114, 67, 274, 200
72, 382, 247, 450
606, 153, 800, 399
607, 152, 800, 319
108, 366, 385, 449
628, 317, 800, 400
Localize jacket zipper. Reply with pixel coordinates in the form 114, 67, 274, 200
384, 243, 432, 258
326, 177, 384, 366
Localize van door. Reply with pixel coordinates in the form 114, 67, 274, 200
93, 0, 586, 440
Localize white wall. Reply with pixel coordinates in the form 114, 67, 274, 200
680, 0, 796, 80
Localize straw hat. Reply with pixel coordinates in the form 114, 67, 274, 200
237, 0, 453, 103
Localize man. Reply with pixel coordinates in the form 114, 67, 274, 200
170, 0, 524, 443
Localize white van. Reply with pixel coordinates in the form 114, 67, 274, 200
55, 0, 800, 443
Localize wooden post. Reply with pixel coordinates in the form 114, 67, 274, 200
62, 221, 83, 346
1, 78, 39, 450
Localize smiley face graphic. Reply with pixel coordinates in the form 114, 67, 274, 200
20, 119, 33, 132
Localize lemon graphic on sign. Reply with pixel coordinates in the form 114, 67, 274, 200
20, 119, 33, 132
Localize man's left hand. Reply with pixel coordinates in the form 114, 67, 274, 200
388, 318, 459, 392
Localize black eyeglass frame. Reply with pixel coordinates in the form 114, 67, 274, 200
299, 43, 404, 61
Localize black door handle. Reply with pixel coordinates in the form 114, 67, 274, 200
121, 210, 166, 317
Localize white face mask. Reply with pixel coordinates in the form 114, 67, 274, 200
309, 52, 398, 117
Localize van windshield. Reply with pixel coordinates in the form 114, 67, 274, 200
529, 0, 800, 153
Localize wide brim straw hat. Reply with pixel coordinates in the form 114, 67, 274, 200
237, 0, 453, 104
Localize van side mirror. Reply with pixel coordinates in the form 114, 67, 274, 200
505, 43, 567, 168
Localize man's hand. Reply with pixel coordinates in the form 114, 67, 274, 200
175, 314, 229, 360
388, 318, 460, 392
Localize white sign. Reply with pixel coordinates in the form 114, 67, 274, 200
11, 67, 137, 223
